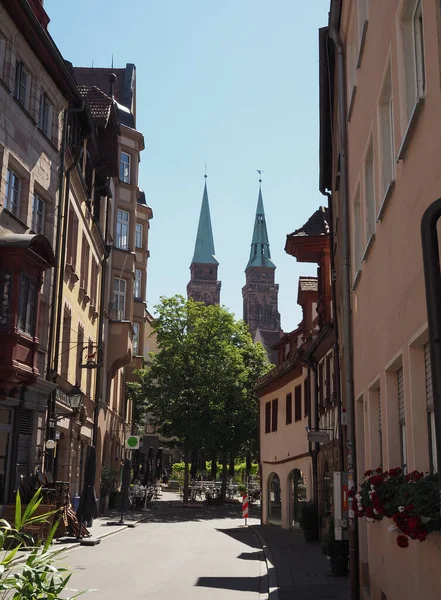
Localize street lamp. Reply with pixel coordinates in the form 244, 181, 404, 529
67, 384, 84, 411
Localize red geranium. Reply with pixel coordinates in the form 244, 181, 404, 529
369, 475, 384, 486
397, 535, 409, 548
364, 470, 373, 477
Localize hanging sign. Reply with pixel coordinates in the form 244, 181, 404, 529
125, 435, 140, 449
307, 430, 330, 443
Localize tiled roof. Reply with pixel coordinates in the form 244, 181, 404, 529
77, 86, 113, 125
299, 277, 318, 292
288, 206, 329, 238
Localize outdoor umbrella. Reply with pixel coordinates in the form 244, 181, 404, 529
155, 447, 163, 482
76, 445, 98, 531
119, 458, 131, 523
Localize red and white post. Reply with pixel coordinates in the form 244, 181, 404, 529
242, 493, 249, 526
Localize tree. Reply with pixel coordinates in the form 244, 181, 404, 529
130, 295, 270, 503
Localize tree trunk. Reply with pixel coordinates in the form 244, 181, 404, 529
221, 454, 228, 499
183, 453, 190, 504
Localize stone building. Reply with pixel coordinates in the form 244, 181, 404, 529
187, 177, 221, 305
320, 1, 441, 598
0, 0, 86, 502
242, 183, 281, 362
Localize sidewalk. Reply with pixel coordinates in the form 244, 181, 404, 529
252, 525, 350, 600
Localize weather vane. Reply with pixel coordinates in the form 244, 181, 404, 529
204, 163, 207, 179
257, 169, 263, 184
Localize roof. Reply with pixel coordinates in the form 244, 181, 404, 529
246, 185, 276, 270
191, 181, 218, 266
288, 206, 330, 238
77, 86, 113, 126
255, 329, 282, 364
0, 233, 55, 266
299, 277, 318, 292
74, 65, 136, 129
137, 189, 147, 205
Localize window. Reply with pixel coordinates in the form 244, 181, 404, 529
86, 339, 93, 399
400, 0, 425, 126
286, 393, 292, 425
378, 64, 395, 215
38, 93, 53, 138
357, 0, 368, 61
5, 169, 21, 215
319, 361, 324, 408
119, 152, 131, 183
133, 322, 140, 356
271, 399, 278, 432
80, 236, 90, 292
90, 261, 98, 308
425, 343, 437, 473
76, 324, 84, 386
397, 367, 407, 469
60, 307, 71, 380
294, 385, 302, 422
134, 269, 142, 299
326, 354, 332, 402
0, 33, 6, 80
17, 274, 37, 336
67, 206, 79, 271
31, 194, 45, 234
364, 137, 375, 247
113, 278, 126, 320
15, 61, 29, 107
116, 209, 129, 250
353, 186, 362, 278
265, 401, 271, 434
135, 223, 143, 248
304, 376, 309, 417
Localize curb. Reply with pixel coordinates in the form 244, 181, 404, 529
251, 526, 280, 600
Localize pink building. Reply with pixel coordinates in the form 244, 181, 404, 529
320, 1, 441, 598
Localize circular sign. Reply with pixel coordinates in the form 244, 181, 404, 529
126, 436, 139, 448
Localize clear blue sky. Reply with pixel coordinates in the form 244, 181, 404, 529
46, 0, 329, 332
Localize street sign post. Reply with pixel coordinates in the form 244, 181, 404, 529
307, 430, 330, 443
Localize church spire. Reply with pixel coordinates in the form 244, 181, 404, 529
191, 176, 218, 266
246, 182, 276, 270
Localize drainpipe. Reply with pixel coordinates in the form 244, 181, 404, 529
92, 196, 112, 448
45, 147, 84, 473
329, 11, 359, 599
322, 191, 345, 472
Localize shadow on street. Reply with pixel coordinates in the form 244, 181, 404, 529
131, 500, 260, 525
195, 575, 262, 593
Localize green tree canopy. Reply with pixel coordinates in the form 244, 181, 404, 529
129, 295, 271, 499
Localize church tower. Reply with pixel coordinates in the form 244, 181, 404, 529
242, 181, 281, 342
187, 176, 221, 305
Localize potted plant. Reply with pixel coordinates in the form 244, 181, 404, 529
321, 517, 349, 576
298, 500, 319, 542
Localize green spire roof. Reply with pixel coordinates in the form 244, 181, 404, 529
246, 185, 276, 270
191, 180, 218, 266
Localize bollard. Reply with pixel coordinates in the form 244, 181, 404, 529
242, 493, 249, 526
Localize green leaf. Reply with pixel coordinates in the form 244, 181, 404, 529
14, 489, 22, 530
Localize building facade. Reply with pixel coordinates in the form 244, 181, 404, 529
0, 0, 88, 502
320, 1, 441, 598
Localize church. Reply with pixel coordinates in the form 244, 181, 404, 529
187, 176, 282, 363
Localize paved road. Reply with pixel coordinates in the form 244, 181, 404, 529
61, 498, 264, 599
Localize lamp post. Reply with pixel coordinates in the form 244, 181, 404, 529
46, 385, 85, 475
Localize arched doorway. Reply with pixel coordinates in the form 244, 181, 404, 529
289, 468, 306, 528
268, 473, 282, 525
